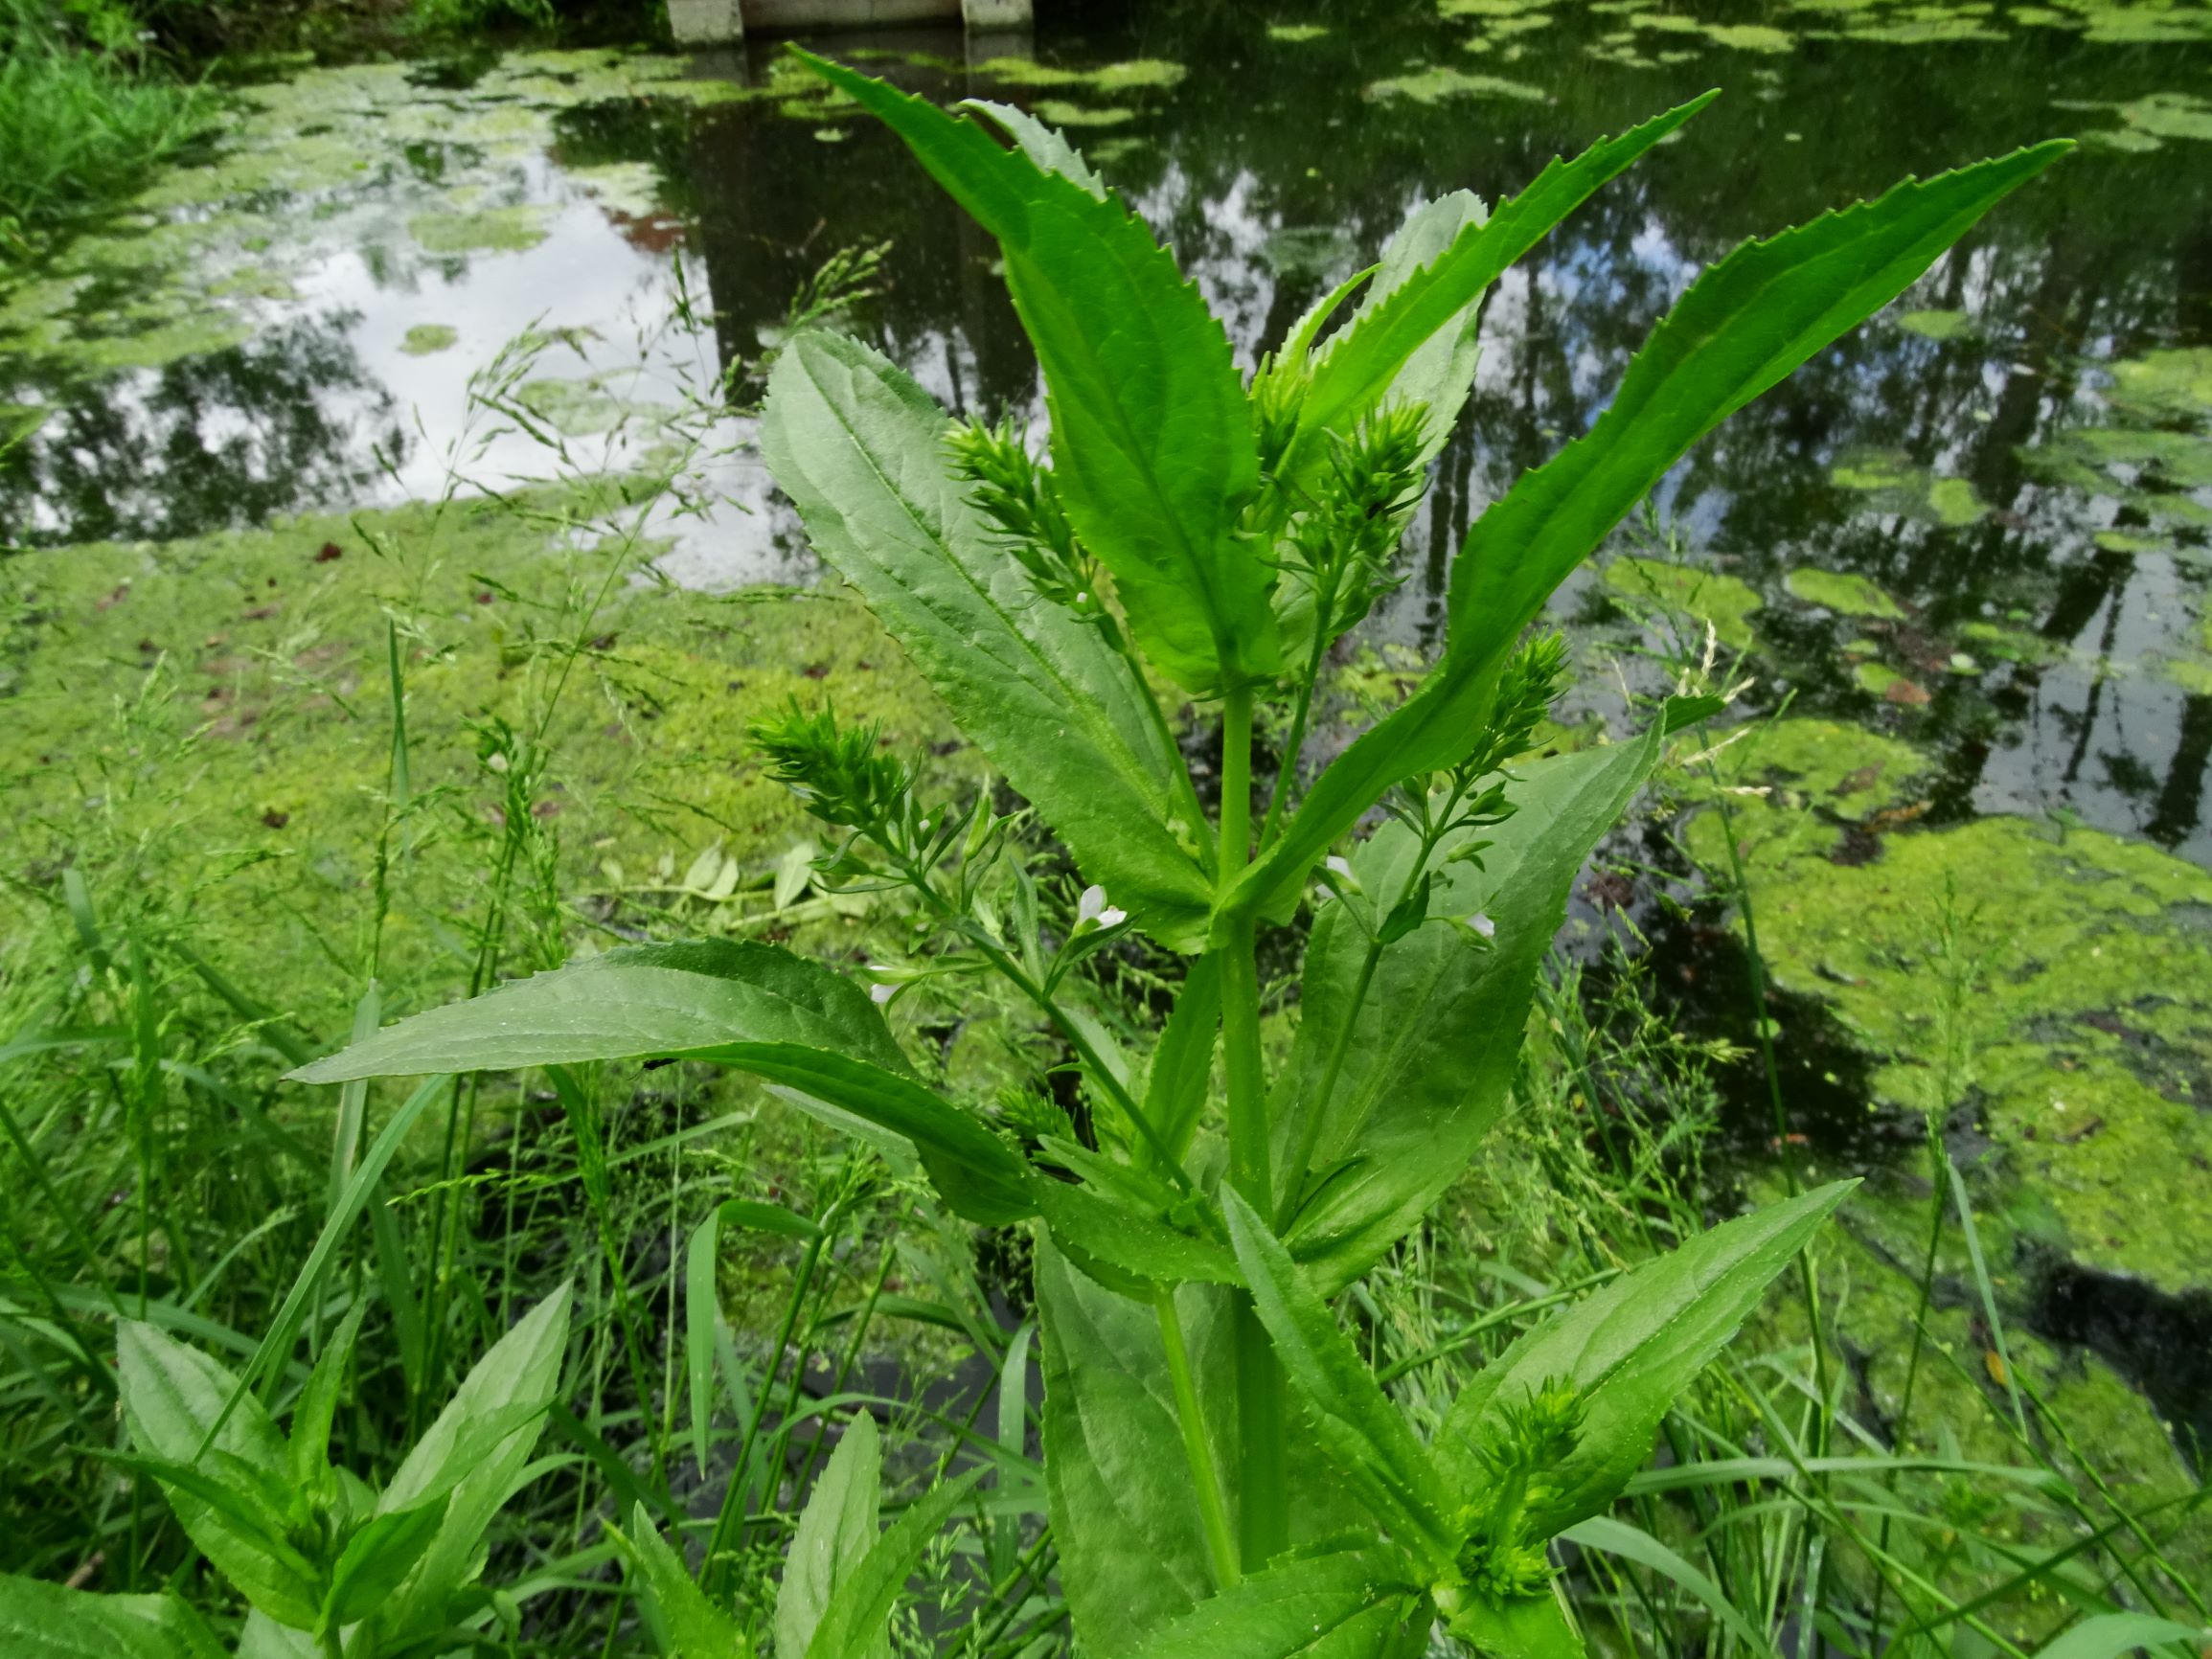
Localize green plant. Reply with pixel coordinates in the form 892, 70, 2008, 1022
266, 55, 2073, 1658
32, 54, 2084, 1659
75, 1285, 567, 1658
0, 0, 208, 253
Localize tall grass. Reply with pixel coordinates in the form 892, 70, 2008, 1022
0, 0, 208, 255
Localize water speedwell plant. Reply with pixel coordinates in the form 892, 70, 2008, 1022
128, 57, 2066, 1659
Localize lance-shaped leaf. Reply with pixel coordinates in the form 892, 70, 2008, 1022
1282, 95, 1716, 492
1140, 950, 1221, 1170
1276, 724, 1668, 1293
1036, 1244, 1367, 1655
779, 1415, 888, 1659
961, 99, 1105, 198
376, 1283, 572, 1643
797, 52, 1275, 696
1029, 1171, 1243, 1295
1434, 1182, 1857, 1533
804, 1464, 985, 1659
0, 1573, 228, 1659
610, 1503, 747, 1659
1119, 1548, 1426, 1659
1223, 141, 2069, 932
1220, 1189, 1454, 1573
117, 1322, 322, 1628
290, 941, 1032, 1224
764, 330, 1215, 948
1340, 191, 1487, 472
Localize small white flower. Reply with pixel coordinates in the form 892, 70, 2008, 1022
1326, 855, 1352, 877
870, 982, 897, 1005
1078, 884, 1108, 923
1097, 904, 1127, 928
1465, 913, 1496, 939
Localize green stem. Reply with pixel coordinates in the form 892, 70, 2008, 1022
1220, 689, 1254, 879
1215, 687, 1287, 1570
901, 858, 1197, 1193
1258, 588, 1335, 852
703, 1220, 828, 1595
1232, 1295, 1287, 1568
1154, 1285, 1240, 1592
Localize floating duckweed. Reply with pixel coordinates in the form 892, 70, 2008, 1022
1898, 307, 1972, 340
1687, 769, 2212, 1296
2114, 91, 2212, 141
408, 204, 552, 255
1927, 476, 1989, 526
566, 161, 668, 219
975, 57, 1186, 92
1034, 100, 1138, 128
1787, 567, 1906, 619
1960, 620, 2064, 666
1365, 64, 1548, 102
2109, 347, 2212, 420
399, 324, 459, 356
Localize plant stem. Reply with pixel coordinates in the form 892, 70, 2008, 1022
1258, 589, 1335, 852
1153, 1285, 1240, 1592
1232, 1296, 1287, 1568
1215, 687, 1288, 1569
1220, 688, 1254, 880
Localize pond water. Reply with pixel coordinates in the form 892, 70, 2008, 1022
4, 0, 2211, 1469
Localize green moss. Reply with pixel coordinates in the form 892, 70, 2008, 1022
1266, 23, 1331, 40
1602, 556, 1763, 650
1786, 567, 1906, 619
399, 324, 458, 356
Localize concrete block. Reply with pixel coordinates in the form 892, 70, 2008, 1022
964, 0, 1032, 24
667, 0, 743, 44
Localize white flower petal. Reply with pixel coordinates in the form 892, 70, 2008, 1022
1466, 913, 1496, 939
870, 982, 897, 1005
1077, 884, 1107, 922
1097, 906, 1128, 928
1325, 855, 1352, 877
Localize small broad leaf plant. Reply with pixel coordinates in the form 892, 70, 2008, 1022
0, 1286, 572, 1659
290, 56, 2064, 1659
